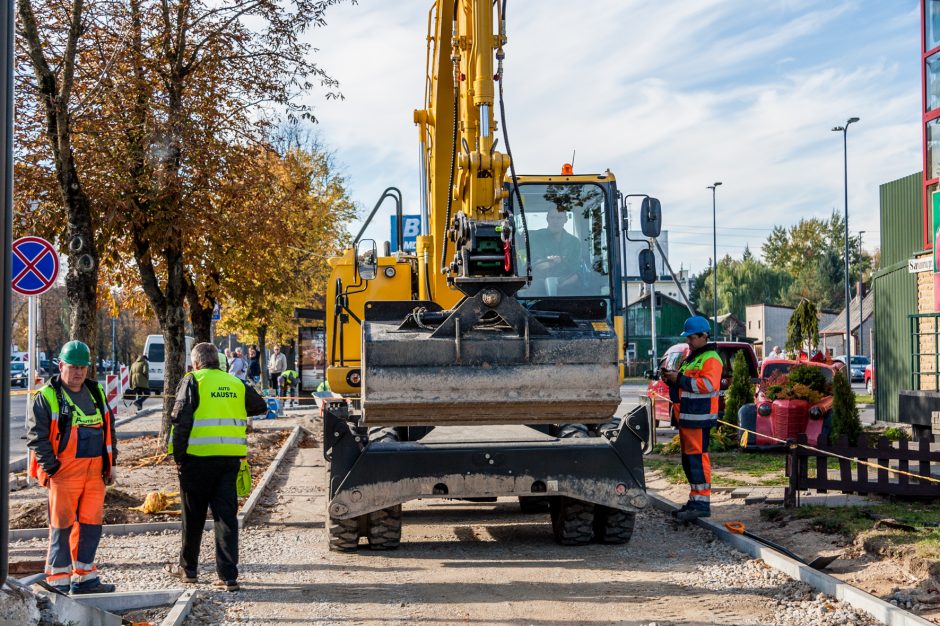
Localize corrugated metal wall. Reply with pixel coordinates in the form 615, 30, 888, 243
873, 172, 923, 423
881, 172, 924, 266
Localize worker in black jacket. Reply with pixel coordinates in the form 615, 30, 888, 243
163, 342, 267, 591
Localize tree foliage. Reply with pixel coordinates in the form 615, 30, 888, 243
15, 0, 353, 437
216, 143, 355, 384
722, 350, 753, 433
831, 368, 862, 446
694, 254, 792, 322
786, 299, 819, 356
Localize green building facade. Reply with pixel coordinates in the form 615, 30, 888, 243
872, 172, 923, 423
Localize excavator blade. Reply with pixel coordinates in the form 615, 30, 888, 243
362, 316, 620, 426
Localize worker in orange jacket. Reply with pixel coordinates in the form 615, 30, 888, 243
26, 341, 117, 594
663, 316, 724, 522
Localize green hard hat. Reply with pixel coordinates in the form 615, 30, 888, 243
59, 340, 91, 366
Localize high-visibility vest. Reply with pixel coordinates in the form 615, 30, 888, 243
28, 381, 114, 482
673, 348, 723, 429
169, 368, 247, 457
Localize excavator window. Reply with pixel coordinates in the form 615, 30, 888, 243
511, 183, 610, 298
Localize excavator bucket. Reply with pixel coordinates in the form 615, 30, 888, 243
361, 297, 621, 426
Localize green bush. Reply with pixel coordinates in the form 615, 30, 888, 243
831, 369, 862, 445
882, 426, 910, 442
722, 351, 753, 432
787, 364, 830, 394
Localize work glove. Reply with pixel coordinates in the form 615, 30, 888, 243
104, 468, 117, 486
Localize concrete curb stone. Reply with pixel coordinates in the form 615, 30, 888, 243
648, 491, 934, 626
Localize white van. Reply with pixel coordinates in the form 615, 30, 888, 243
144, 334, 195, 391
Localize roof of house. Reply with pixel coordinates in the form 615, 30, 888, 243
627, 291, 698, 312
819, 292, 875, 336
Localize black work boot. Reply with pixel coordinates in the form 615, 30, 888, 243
70, 579, 116, 594
674, 507, 710, 522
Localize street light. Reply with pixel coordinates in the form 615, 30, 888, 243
857, 230, 865, 357
832, 117, 859, 362
706, 181, 722, 337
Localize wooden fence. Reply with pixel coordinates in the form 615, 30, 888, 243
784, 433, 940, 506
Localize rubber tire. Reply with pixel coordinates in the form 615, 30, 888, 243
518, 495, 551, 513
328, 515, 361, 552
593, 506, 636, 544
366, 505, 402, 550
550, 497, 594, 545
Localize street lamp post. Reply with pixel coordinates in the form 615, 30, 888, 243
832, 117, 859, 362
858, 230, 865, 358
707, 182, 722, 337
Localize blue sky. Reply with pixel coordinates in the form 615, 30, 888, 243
304, 1, 922, 274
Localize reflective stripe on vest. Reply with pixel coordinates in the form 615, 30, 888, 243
678, 349, 722, 427
29, 382, 114, 480
173, 369, 248, 457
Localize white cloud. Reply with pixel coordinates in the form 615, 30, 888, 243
305, 1, 921, 275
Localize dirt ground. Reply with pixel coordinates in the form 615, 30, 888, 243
9, 428, 290, 530
648, 467, 940, 623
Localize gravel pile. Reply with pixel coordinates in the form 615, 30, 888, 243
673, 536, 878, 626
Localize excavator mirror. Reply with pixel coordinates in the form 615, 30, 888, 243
638, 248, 657, 284
640, 197, 662, 238
356, 239, 378, 281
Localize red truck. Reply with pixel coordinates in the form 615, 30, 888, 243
739, 359, 836, 449
646, 342, 759, 427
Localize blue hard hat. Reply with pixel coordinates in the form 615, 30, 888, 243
680, 315, 712, 337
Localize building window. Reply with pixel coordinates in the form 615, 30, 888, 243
748, 321, 751, 330
930, 53, 940, 115
929, 0, 940, 53
758, 320, 761, 330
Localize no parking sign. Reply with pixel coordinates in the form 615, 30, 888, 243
11, 236, 59, 295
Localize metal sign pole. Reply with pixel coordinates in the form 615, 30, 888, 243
1, 0, 14, 586
27, 295, 36, 391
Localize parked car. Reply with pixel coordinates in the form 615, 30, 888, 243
832, 354, 869, 382
646, 341, 759, 427
739, 359, 836, 449
38, 358, 59, 376
864, 362, 874, 394
10, 361, 27, 388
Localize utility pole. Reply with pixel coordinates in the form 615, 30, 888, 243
858, 230, 865, 357
707, 182, 722, 337
832, 117, 859, 359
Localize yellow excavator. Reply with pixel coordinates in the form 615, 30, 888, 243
322, 0, 660, 550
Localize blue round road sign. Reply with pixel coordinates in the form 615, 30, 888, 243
11, 236, 59, 296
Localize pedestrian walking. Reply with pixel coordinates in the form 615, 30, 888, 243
164, 342, 267, 591
26, 340, 117, 594
228, 348, 247, 381
662, 315, 723, 523
129, 353, 150, 411
278, 367, 299, 408
247, 346, 261, 385
220, 348, 230, 372
268, 345, 286, 391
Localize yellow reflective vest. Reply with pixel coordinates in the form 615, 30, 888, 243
169, 368, 248, 457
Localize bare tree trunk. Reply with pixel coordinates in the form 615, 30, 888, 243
187, 286, 213, 344
257, 325, 267, 387
18, 0, 99, 351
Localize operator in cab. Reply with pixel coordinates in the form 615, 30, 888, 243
529, 207, 582, 296
661, 315, 723, 522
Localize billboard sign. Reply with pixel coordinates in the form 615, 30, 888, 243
390, 214, 421, 253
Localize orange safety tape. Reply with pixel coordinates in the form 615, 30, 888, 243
716, 418, 940, 486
